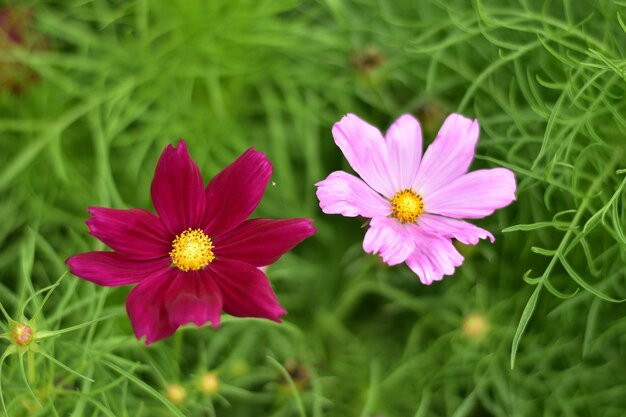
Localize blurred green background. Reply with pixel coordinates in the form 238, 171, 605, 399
0, 0, 625, 416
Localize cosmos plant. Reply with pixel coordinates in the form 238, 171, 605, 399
67, 141, 316, 344
0, 276, 104, 415
316, 113, 516, 284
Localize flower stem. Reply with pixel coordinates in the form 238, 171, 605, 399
28, 349, 35, 384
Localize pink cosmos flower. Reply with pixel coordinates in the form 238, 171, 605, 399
67, 141, 316, 344
316, 113, 516, 285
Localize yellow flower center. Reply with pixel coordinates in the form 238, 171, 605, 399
391, 189, 424, 223
170, 228, 215, 271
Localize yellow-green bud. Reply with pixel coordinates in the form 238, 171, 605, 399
199, 372, 219, 395
462, 313, 489, 340
165, 384, 187, 404
11, 323, 33, 346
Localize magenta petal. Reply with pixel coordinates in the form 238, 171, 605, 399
385, 114, 423, 190
151, 140, 206, 235
214, 218, 316, 267
315, 171, 392, 218
126, 268, 223, 345
413, 114, 480, 196
204, 148, 272, 237
418, 214, 494, 245
425, 168, 516, 219
332, 114, 395, 198
86, 207, 171, 260
363, 217, 415, 266
405, 233, 464, 285
165, 270, 223, 329
126, 268, 177, 344
209, 259, 286, 322
66, 252, 170, 287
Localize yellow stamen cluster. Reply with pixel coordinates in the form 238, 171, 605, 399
391, 188, 424, 223
170, 228, 215, 271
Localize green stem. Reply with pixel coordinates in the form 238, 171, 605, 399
510, 149, 624, 368
28, 349, 35, 384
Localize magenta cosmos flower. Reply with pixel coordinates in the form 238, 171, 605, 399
316, 113, 516, 285
67, 141, 316, 344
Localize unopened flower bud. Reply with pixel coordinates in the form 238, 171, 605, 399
11, 322, 33, 346
281, 359, 309, 390
352, 47, 385, 73
199, 372, 219, 395
165, 384, 187, 404
229, 359, 250, 378
462, 313, 488, 340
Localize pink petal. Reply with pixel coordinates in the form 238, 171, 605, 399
126, 268, 177, 344
385, 114, 423, 190
151, 140, 206, 235
66, 252, 170, 287
214, 218, 316, 267
418, 214, 494, 245
315, 171, 391, 218
86, 207, 171, 260
204, 148, 272, 237
424, 168, 516, 219
363, 217, 416, 266
405, 233, 464, 285
165, 270, 223, 329
209, 259, 286, 322
413, 114, 479, 196
332, 114, 395, 198
126, 268, 223, 345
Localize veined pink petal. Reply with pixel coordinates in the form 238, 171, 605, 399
151, 140, 206, 235
363, 217, 415, 266
214, 218, 316, 267
315, 171, 391, 218
204, 148, 272, 237
209, 259, 286, 322
332, 114, 395, 198
413, 114, 479, 196
425, 168, 516, 219
126, 268, 223, 345
86, 207, 171, 260
405, 233, 464, 285
385, 114, 423, 190
66, 252, 170, 287
418, 214, 494, 245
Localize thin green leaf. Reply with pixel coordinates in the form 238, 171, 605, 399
511, 283, 543, 369
102, 360, 186, 417
558, 254, 624, 303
